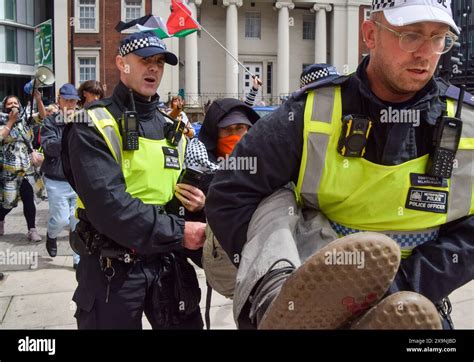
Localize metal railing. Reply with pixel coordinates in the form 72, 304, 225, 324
173, 93, 291, 108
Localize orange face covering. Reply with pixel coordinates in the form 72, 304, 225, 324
216, 135, 242, 158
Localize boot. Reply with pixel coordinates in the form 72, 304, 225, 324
258, 232, 401, 329
27, 228, 42, 242
351, 291, 442, 329
46, 233, 57, 257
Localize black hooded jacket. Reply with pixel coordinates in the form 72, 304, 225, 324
199, 98, 260, 163
206, 57, 474, 304
197, 98, 260, 195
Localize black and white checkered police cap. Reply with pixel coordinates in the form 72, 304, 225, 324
300, 64, 341, 88
119, 31, 178, 65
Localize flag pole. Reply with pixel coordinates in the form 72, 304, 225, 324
199, 26, 255, 78
174, 1, 257, 80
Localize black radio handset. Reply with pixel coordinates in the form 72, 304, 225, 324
122, 89, 139, 151
426, 85, 465, 178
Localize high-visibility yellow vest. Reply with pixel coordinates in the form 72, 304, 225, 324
76, 106, 185, 210
296, 86, 474, 257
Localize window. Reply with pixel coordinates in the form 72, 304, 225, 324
75, 0, 99, 33
124, 0, 142, 22
245, 12, 261, 39
75, 50, 100, 87
79, 57, 96, 83
5, 0, 16, 21
26, 30, 34, 65
303, 15, 315, 40
267, 62, 272, 94
26, 0, 34, 26
121, 0, 145, 33
6, 27, 17, 62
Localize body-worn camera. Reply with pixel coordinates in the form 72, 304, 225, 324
337, 114, 373, 157
178, 167, 204, 188
122, 90, 139, 151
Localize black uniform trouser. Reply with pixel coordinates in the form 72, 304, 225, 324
73, 253, 203, 330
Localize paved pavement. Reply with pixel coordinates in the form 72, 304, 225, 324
0, 201, 472, 329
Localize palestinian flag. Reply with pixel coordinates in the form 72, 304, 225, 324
166, 0, 200, 38
137, 16, 170, 39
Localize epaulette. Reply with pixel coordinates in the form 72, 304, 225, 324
444, 85, 474, 108
87, 98, 112, 109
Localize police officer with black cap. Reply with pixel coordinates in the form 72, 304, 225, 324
62, 31, 206, 329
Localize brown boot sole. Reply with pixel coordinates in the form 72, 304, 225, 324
258, 232, 401, 329
351, 291, 442, 329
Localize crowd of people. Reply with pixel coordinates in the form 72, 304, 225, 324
1, 0, 473, 331
0, 80, 106, 270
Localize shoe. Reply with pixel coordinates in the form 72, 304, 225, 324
258, 232, 401, 329
0, 221, 4, 235
27, 228, 42, 242
0, 272, 4, 281
46, 234, 58, 257
351, 291, 442, 329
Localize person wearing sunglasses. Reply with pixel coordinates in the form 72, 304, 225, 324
206, 0, 474, 330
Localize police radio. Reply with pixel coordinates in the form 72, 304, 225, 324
426, 86, 464, 178
122, 89, 139, 151
337, 115, 373, 157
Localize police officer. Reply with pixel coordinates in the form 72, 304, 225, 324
206, 0, 474, 329
62, 31, 206, 329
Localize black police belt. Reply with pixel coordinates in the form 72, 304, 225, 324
75, 206, 167, 264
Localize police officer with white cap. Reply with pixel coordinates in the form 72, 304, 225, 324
206, 0, 474, 329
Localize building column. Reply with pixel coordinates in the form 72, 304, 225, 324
185, 0, 201, 105
153, 0, 179, 99
275, 1, 294, 98
54, 0, 69, 87
331, 3, 347, 74
346, 3, 360, 73
313, 4, 332, 64
223, 0, 242, 97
